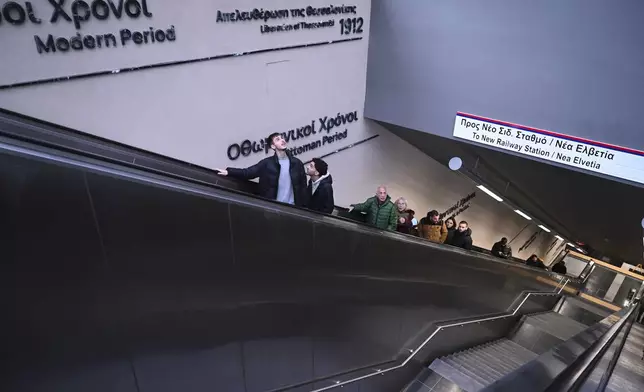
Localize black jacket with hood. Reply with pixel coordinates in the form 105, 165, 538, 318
449, 228, 473, 250
227, 153, 307, 207
307, 174, 334, 214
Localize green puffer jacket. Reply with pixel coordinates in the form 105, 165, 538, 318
352, 196, 398, 230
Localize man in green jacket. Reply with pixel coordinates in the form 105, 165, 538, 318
350, 186, 398, 231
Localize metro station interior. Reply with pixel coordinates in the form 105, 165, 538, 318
2, 1, 644, 392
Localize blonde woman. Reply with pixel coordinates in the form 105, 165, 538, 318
395, 197, 415, 235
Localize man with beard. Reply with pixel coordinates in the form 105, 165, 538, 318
449, 221, 473, 250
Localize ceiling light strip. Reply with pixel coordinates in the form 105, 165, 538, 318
476, 185, 503, 202
514, 209, 532, 220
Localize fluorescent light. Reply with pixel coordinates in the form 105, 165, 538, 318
514, 209, 532, 220
538, 225, 551, 233
477, 185, 503, 202
555, 235, 564, 241
567, 243, 575, 247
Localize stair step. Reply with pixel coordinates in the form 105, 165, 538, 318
468, 346, 517, 374
444, 356, 491, 387
522, 312, 587, 341
494, 344, 530, 368
496, 340, 538, 363
458, 351, 505, 380
429, 337, 540, 391
429, 358, 485, 392
485, 342, 527, 365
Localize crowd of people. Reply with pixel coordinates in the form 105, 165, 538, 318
347, 187, 473, 250
490, 237, 567, 274
217, 132, 567, 274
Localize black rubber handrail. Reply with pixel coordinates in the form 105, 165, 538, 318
0, 108, 575, 281
0, 108, 358, 214
0, 108, 360, 225
544, 303, 637, 392
595, 302, 639, 391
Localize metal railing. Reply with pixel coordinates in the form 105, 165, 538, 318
545, 302, 638, 392
287, 290, 562, 392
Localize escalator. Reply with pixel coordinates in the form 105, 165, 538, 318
2, 110, 636, 391
404, 296, 639, 392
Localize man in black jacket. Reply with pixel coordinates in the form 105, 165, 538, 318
491, 237, 512, 259
216, 133, 307, 207
551, 260, 567, 275
305, 158, 334, 214
449, 221, 473, 250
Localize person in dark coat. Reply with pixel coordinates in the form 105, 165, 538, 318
551, 260, 567, 275
305, 158, 334, 214
526, 254, 547, 269
445, 217, 457, 245
491, 237, 512, 259
449, 221, 473, 250
217, 133, 307, 207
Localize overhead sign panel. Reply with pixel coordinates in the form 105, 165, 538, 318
0, 0, 366, 89
453, 112, 644, 185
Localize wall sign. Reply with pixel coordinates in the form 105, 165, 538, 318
215, 5, 362, 36
0, 0, 367, 89
454, 112, 644, 186
227, 109, 358, 161
1, 0, 173, 54
440, 191, 476, 221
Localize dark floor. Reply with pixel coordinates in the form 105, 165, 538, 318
605, 323, 644, 392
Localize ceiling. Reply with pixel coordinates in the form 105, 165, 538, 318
381, 121, 644, 264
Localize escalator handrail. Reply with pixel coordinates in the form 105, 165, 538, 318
270, 290, 561, 392
0, 122, 576, 391
543, 302, 638, 392
0, 109, 582, 282
595, 302, 639, 391
0, 130, 576, 284
0, 108, 355, 222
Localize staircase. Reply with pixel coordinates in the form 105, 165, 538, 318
516, 311, 588, 341
419, 311, 589, 391
428, 338, 537, 391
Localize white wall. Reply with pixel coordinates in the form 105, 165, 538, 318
0, 0, 373, 169
0, 0, 560, 260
